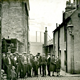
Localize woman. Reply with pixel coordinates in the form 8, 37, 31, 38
49, 55, 56, 76
55, 57, 61, 76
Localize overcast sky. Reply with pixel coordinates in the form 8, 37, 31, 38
29, 0, 69, 42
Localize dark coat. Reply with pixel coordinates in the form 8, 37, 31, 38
2, 56, 7, 73
49, 58, 56, 72
47, 57, 51, 66
5, 57, 12, 79
56, 59, 61, 72
38, 56, 42, 67
33, 60, 38, 71
5, 57, 12, 67
10, 57, 14, 66
2, 56, 6, 69
41, 56, 47, 66
27, 62, 32, 72
18, 57, 23, 73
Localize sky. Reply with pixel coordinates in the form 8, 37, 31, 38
29, 0, 69, 42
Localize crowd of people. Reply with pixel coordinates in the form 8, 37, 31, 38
1, 51, 61, 80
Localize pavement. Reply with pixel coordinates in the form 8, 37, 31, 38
18, 77, 80, 80
18, 69, 80, 80
60, 69, 80, 77
2, 69, 80, 80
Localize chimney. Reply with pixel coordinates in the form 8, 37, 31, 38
56, 23, 59, 28
63, 11, 65, 22
45, 27, 47, 46
44, 27, 47, 46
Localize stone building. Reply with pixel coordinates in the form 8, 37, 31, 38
53, 0, 80, 74
1, 0, 30, 53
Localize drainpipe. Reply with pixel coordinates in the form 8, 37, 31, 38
66, 24, 68, 72
53, 32, 55, 56
64, 17, 68, 72
0, 2, 2, 80
58, 28, 60, 57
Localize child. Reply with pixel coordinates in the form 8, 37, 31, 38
11, 66, 17, 80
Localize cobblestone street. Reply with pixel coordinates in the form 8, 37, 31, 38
18, 76, 80, 80
18, 70, 80, 80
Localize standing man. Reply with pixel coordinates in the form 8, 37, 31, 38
41, 53, 47, 77
18, 53, 23, 78
5, 52, 12, 80
23, 52, 27, 78
2, 53, 6, 73
15, 51, 20, 78
47, 53, 51, 76
27, 54, 32, 77
33, 56, 38, 77
37, 53, 42, 75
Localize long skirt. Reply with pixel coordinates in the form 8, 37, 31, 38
49, 64, 56, 72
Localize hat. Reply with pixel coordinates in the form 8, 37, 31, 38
1, 69, 4, 73
19, 53, 22, 56
10, 53, 13, 56
24, 61, 27, 64
13, 53, 16, 55
15, 51, 18, 54
12, 66, 15, 70
7, 52, 11, 54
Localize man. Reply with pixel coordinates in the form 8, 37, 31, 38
5, 52, 12, 80
13, 52, 18, 78
18, 53, 23, 78
41, 53, 47, 77
31, 56, 38, 77
15, 51, 20, 78
47, 53, 51, 76
30, 54, 35, 77
22, 52, 27, 78
10, 53, 14, 66
2, 53, 7, 74
27, 54, 32, 77
37, 53, 42, 75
